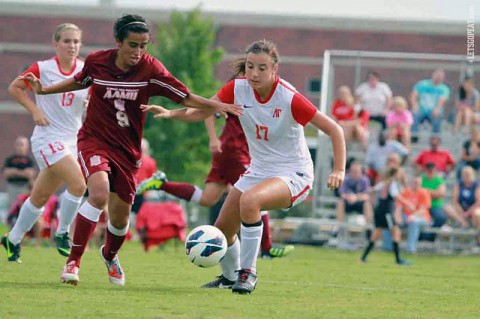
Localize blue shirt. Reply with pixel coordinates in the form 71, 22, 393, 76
340, 175, 371, 195
458, 181, 478, 210
414, 79, 450, 114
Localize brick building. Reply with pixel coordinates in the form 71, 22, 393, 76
0, 2, 477, 190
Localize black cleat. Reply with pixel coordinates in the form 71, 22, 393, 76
232, 269, 257, 294
202, 275, 235, 289
2, 234, 22, 263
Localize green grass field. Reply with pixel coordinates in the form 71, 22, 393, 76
0, 234, 478, 319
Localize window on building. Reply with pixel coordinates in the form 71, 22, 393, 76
307, 78, 321, 94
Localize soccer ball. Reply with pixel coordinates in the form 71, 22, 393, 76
185, 225, 227, 268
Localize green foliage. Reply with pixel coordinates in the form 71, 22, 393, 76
145, 8, 224, 184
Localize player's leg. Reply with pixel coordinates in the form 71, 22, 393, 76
390, 224, 411, 265
203, 188, 242, 289
360, 227, 382, 263
62, 170, 109, 285
260, 211, 295, 258
3, 169, 62, 262
49, 154, 86, 256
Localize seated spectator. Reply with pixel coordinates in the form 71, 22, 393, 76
332, 85, 369, 149
386, 96, 413, 150
365, 131, 409, 184
354, 71, 392, 130
454, 76, 480, 133
410, 69, 450, 139
444, 166, 480, 229
421, 162, 447, 230
396, 175, 431, 253
456, 127, 480, 179
414, 135, 455, 176
336, 162, 373, 225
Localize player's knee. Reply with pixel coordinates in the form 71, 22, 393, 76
29, 192, 50, 208
67, 180, 87, 197
239, 192, 261, 216
87, 190, 109, 208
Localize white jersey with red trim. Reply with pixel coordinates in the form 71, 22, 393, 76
27, 57, 88, 145
218, 77, 317, 176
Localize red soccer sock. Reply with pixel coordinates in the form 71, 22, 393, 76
103, 228, 127, 261
67, 214, 97, 267
261, 213, 272, 252
161, 182, 196, 201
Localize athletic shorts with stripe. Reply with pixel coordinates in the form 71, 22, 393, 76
31, 137, 77, 170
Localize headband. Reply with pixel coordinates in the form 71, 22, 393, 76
118, 21, 148, 33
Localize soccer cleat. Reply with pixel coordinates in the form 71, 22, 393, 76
99, 245, 125, 286
201, 275, 235, 289
61, 261, 79, 286
232, 269, 258, 294
136, 171, 168, 195
54, 232, 71, 257
261, 244, 295, 259
397, 259, 413, 266
1, 234, 21, 263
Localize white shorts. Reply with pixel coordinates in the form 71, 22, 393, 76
234, 168, 313, 209
31, 137, 77, 170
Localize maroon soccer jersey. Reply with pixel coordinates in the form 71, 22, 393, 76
220, 115, 249, 161
74, 49, 190, 165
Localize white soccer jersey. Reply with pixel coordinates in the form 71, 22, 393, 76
23, 57, 88, 146
217, 77, 317, 177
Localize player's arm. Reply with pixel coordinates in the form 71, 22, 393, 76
19, 73, 87, 95
310, 111, 346, 189
181, 93, 242, 118
8, 75, 50, 126
205, 115, 222, 153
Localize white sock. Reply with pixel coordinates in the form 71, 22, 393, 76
107, 220, 130, 236
56, 190, 83, 234
78, 201, 103, 222
220, 238, 240, 281
261, 211, 268, 217
9, 198, 44, 245
190, 186, 203, 204
240, 222, 263, 273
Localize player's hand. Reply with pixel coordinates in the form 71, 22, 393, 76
18, 72, 44, 95
327, 169, 345, 190
32, 110, 49, 126
214, 102, 243, 118
140, 104, 172, 119
209, 138, 222, 153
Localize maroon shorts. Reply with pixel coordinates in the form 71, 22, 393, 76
77, 141, 138, 205
205, 152, 250, 185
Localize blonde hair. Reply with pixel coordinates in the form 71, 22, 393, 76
461, 165, 475, 180
393, 96, 408, 110
53, 23, 82, 42
338, 85, 354, 106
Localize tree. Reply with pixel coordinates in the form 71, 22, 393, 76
144, 8, 224, 185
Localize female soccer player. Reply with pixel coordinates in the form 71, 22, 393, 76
21, 14, 242, 286
142, 39, 346, 294
2, 23, 88, 263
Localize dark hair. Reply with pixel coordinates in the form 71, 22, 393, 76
458, 77, 472, 100
114, 14, 149, 42
386, 167, 398, 178
230, 39, 280, 80
367, 71, 379, 80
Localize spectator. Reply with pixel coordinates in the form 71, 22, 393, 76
332, 85, 369, 149
411, 69, 450, 139
386, 96, 414, 150
354, 71, 392, 130
336, 162, 373, 226
131, 138, 158, 215
396, 175, 431, 253
420, 163, 447, 234
1, 136, 37, 210
456, 127, 480, 179
414, 135, 455, 175
454, 76, 480, 133
365, 131, 409, 184
444, 166, 480, 229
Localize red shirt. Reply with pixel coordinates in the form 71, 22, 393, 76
136, 155, 158, 183
332, 99, 355, 121
415, 150, 455, 172
74, 49, 190, 165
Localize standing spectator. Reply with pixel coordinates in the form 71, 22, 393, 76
336, 162, 372, 225
365, 131, 409, 184
454, 76, 480, 133
411, 69, 450, 139
456, 127, 480, 179
396, 175, 431, 253
1, 136, 36, 211
22, 14, 241, 286
444, 166, 480, 229
354, 71, 392, 130
360, 167, 411, 265
332, 85, 369, 149
386, 96, 414, 150
414, 135, 455, 175
420, 163, 447, 237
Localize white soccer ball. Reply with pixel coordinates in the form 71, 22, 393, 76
185, 225, 227, 268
